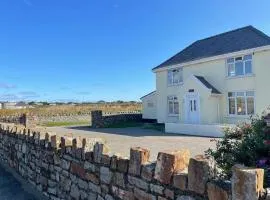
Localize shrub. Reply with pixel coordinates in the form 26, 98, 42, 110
205, 115, 269, 180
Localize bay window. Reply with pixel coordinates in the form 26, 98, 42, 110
227, 54, 252, 77
168, 68, 183, 85
228, 91, 255, 116
168, 96, 179, 115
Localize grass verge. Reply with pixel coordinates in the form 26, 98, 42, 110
43, 121, 89, 127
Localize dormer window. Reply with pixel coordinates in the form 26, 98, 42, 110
227, 54, 252, 77
168, 68, 183, 86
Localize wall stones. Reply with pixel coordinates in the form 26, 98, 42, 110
91, 110, 142, 128
231, 164, 264, 200
188, 155, 213, 194
0, 123, 266, 200
129, 147, 150, 176
154, 150, 190, 184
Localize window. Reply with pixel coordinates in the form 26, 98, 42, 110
168, 68, 183, 85
168, 96, 179, 115
228, 91, 255, 116
147, 102, 154, 108
227, 54, 252, 77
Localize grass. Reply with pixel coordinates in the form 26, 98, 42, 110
44, 121, 90, 127
142, 123, 165, 132
103, 121, 144, 128
0, 103, 142, 117
103, 121, 165, 132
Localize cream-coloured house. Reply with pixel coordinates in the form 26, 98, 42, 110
141, 26, 270, 137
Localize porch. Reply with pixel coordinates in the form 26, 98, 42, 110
165, 122, 235, 137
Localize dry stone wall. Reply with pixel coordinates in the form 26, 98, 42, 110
91, 110, 142, 128
0, 122, 267, 200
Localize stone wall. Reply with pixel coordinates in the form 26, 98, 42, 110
0, 110, 141, 127
0, 122, 267, 200
91, 110, 142, 128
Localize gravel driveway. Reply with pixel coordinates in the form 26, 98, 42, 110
47, 126, 216, 161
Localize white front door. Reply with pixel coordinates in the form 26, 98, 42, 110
185, 92, 200, 124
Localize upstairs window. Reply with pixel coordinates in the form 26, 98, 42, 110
168, 96, 179, 115
227, 54, 252, 77
168, 68, 183, 85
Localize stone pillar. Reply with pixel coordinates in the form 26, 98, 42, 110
231, 164, 264, 200
91, 110, 103, 128
188, 155, 213, 194
154, 149, 190, 184
128, 147, 150, 176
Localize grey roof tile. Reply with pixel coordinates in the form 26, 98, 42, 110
153, 26, 270, 70
195, 76, 221, 94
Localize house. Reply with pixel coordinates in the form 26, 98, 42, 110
141, 25, 270, 137
1, 101, 29, 109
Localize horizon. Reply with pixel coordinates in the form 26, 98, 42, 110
2, 0, 270, 102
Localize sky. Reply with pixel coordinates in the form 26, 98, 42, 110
1, 0, 270, 102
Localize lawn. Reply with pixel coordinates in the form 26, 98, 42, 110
103, 121, 165, 131
44, 121, 90, 127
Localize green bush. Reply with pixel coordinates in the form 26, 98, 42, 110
205, 115, 269, 179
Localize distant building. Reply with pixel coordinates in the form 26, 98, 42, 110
0, 102, 29, 109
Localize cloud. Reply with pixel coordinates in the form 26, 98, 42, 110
0, 91, 40, 101
0, 94, 19, 101
23, 0, 32, 6
18, 91, 40, 99
0, 83, 17, 89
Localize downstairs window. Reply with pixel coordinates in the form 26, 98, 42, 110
228, 91, 255, 116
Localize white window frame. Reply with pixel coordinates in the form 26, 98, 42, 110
226, 54, 253, 78
167, 96, 179, 116
167, 68, 183, 86
227, 91, 255, 117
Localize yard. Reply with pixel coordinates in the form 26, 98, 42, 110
47, 125, 215, 161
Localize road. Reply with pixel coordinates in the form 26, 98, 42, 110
47, 126, 216, 161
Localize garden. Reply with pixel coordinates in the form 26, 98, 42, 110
206, 112, 270, 186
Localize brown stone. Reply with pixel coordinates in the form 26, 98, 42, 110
188, 155, 212, 194
154, 150, 190, 184
173, 172, 188, 190
101, 154, 111, 166
93, 142, 109, 163
231, 164, 264, 200
70, 162, 86, 179
110, 155, 119, 170
85, 172, 100, 184
117, 157, 129, 173
51, 135, 60, 149
207, 182, 230, 200
128, 147, 150, 176
141, 163, 155, 182
85, 151, 93, 161
134, 188, 156, 200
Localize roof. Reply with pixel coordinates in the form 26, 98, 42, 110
153, 26, 270, 70
195, 76, 221, 94
140, 91, 156, 99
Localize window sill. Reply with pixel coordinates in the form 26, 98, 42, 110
225, 115, 253, 119
226, 74, 255, 80
168, 82, 183, 87
168, 114, 179, 117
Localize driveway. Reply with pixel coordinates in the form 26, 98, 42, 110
47, 126, 216, 161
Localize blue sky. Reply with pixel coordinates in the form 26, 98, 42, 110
1, 0, 270, 102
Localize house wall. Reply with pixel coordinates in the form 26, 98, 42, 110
155, 49, 270, 124
141, 93, 157, 120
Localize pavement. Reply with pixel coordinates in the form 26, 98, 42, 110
47, 126, 216, 161
0, 164, 38, 200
